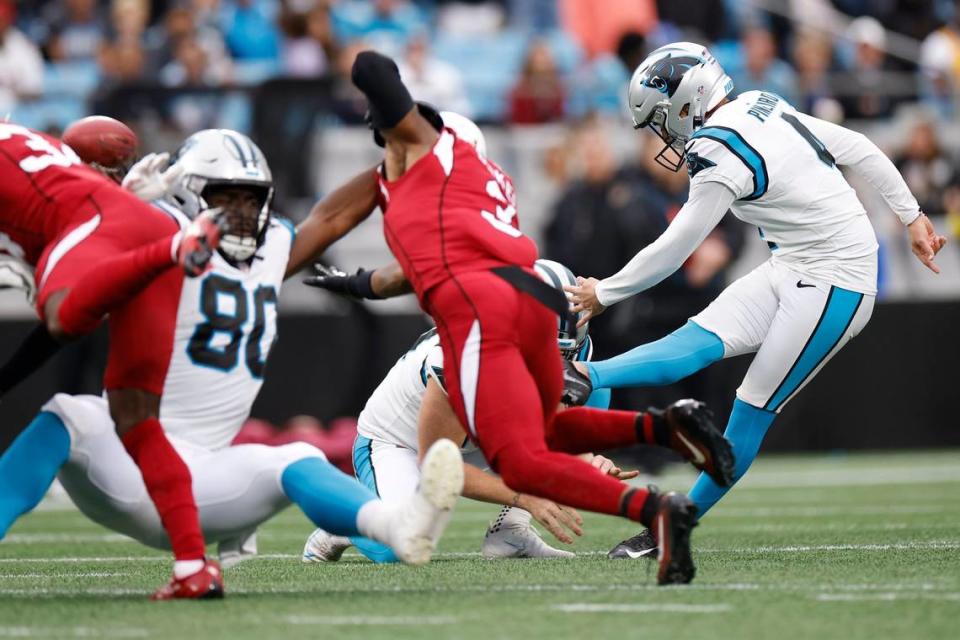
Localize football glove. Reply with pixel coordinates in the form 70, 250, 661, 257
303, 264, 382, 300
122, 152, 184, 202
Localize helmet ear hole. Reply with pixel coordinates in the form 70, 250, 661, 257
679, 103, 690, 118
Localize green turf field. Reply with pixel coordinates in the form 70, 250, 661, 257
0, 450, 957, 639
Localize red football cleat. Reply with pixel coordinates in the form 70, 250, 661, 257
151, 559, 225, 601
177, 209, 227, 278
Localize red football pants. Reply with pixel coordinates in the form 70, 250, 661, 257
428, 271, 650, 521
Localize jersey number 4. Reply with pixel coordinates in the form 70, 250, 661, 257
781, 113, 835, 168
187, 275, 278, 378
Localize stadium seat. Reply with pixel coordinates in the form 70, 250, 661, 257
11, 96, 86, 132
42, 61, 101, 99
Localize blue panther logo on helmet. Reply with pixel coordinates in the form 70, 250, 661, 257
641, 54, 703, 97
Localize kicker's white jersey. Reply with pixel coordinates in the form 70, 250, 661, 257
685, 90, 879, 294
357, 329, 445, 452
357, 329, 598, 452
159, 207, 293, 451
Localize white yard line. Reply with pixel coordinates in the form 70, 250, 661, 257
552, 603, 733, 613
0, 572, 125, 579
286, 615, 459, 626
0, 540, 956, 565
815, 592, 960, 602
0, 627, 149, 638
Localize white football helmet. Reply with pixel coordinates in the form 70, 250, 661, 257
440, 111, 487, 158
534, 259, 589, 360
166, 129, 274, 262
627, 42, 733, 171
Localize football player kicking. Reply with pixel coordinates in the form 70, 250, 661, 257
304, 259, 735, 563
301, 50, 737, 586
0, 130, 464, 589
563, 42, 947, 559
0, 122, 224, 598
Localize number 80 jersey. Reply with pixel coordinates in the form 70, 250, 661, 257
159, 206, 293, 450
685, 91, 879, 295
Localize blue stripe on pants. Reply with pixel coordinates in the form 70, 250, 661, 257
350, 435, 398, 564
764, 287, 864, 412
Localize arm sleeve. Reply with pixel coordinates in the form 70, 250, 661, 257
351, 50, 415, 129
595, 180, 736, 307
794, 112, 921, 226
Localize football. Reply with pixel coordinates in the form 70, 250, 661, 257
62, 115, 138, 170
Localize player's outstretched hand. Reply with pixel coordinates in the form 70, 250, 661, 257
121, 152, 184, 202
581, 452, 641, 480
516, 494, 583, 544
303, 264, 381, 300
908, 213, 947, 274
563, 276, 606, 327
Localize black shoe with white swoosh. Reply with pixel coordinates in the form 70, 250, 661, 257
663, 399, 735, 487
607, 528, 658, 560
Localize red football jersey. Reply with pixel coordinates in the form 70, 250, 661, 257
377, 129, 539, 305
0, 123, 113, 264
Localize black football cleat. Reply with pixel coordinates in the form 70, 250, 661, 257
608, 528, 658, 560
652, 492, 698, 586
561, 360, 593, 406
659, 399, 735, 487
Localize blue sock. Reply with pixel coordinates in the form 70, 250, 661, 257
0, 412, 71, 538
587, 321, 724, 389
280, 457, 379, 538
688, 399, 776, 517
347, 436, 398, 563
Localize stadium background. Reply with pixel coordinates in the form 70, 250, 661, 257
1, 0, 959, 463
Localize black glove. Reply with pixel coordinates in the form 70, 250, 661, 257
303, 264, 382, 300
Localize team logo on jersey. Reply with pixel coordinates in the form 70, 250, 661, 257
641, 55, 702, 97
685, 151, 716, 178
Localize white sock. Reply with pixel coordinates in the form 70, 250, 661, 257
173, 559, 205, 579
356, 500, 393, 545
504, 507, 532, 527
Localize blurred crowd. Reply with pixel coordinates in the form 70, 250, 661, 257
5, 1, 960, 122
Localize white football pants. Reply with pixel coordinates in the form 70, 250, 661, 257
44, 394, 324, 553
692, 258, 875, 411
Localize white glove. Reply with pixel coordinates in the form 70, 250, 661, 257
121, 152, 184, 202
0, 253, 37, 305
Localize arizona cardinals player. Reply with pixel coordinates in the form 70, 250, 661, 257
333, 51, 734, 585
4, 129, 462, 584
0, 122, 223, 599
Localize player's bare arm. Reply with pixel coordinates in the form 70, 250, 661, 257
416, 378, 583, 544
285, 166, 381, 278
350, 50, 439, 180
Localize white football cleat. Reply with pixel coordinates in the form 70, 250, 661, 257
388, 439, 464, 566
482, 507, 575, 559
302, 528, 352, 563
